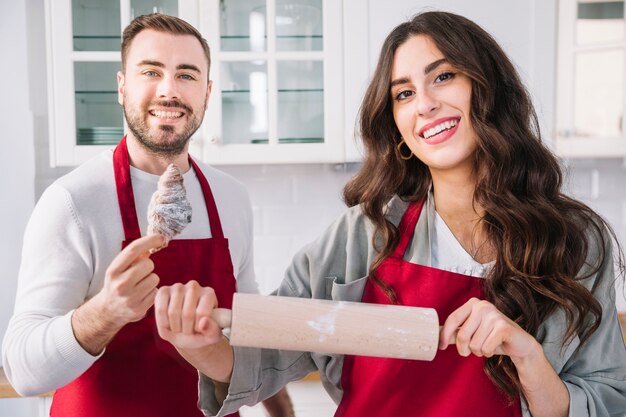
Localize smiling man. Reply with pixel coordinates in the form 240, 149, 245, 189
2, 13, 293, 417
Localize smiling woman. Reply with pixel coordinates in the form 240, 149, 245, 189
152, 10, 626, 417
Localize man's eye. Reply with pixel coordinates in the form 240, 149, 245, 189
144, 71, 158, 77
180, 74, 195, 80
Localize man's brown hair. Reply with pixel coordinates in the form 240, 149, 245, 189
121, 13, 211, 79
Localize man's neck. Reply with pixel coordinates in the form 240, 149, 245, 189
125, 134, 191, 175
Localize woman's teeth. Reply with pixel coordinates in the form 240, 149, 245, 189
423, 119, 458, 139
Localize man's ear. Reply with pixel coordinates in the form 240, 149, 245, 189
117, 71, 125, 105
205, 80, 212, 111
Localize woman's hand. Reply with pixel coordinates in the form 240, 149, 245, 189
155, 280, 224, 350
438, 297, 541, 364
439, 298, 569, 416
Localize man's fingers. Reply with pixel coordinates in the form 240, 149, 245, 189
195, 289, 219, 333
154, 287, 172, 335
167, 284, 185, 333
181, 283, 201, 334
108, 234, 164, 275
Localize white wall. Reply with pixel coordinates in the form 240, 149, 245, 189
0, 1, 40, 415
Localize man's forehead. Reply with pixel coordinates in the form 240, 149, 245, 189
126, 30, 207, 67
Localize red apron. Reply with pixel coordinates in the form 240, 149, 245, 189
335, 201, 521, 417
52, 136, 240, 417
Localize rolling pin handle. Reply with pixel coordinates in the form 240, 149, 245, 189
211, 308, 232, 329
439, 325, 458, 345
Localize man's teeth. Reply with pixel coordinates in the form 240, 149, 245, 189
423, 119, 458, 139
151, 110, 183, 119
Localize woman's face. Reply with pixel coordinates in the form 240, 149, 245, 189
391, 35, 478, 178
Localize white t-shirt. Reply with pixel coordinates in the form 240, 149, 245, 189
2, 150, 257, 395
431, 211, 494, 278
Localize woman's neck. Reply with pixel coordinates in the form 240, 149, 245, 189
431, 173, 494, 263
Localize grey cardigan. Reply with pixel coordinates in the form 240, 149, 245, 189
200, 195, 626, 417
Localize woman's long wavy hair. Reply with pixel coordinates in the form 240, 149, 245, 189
343, 11, 624, 399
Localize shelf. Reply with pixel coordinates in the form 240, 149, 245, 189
221, 35, 322, 40
73, 35, 121, 39
75, 91, 117, 94
249, 137, 323, 144
221, 35, 323, 52
77, 127, 124, 145
222, 89, 323, 93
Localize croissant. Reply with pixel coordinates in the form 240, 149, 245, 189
147, 164, 192, 252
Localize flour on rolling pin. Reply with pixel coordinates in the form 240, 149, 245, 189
226, 294, 441, 361
147, 164, 192, 253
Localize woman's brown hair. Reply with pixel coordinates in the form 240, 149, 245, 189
343, 11, 624, 398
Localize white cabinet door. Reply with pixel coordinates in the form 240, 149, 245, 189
194, 0, 346, 164
46, 0, 362, 166
556, 0, 626, 157
45, 0, 199, 167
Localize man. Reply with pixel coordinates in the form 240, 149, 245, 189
2, 13, 293, 417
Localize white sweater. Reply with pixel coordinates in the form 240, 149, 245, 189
2, 150, 257, 396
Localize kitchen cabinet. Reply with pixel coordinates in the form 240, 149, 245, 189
555, 0, 626, 157
45, 0, 201, 167
45, 0, 367, 166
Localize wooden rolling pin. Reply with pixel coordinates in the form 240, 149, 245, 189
212, 293, 441, 361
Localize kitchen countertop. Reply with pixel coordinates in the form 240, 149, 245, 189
1, 313, 624, 399
0, 368, 53, 398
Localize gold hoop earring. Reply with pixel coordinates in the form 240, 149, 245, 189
396, 138, 414, 160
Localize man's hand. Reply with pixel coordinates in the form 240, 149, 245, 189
155, 281, 224, 350
72, 234, 164, 355
155, 281, 235, 383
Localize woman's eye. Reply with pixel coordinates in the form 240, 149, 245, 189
395, 90, 414, 101
435, 72, 455, 83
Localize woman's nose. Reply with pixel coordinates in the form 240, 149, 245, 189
414, 89, 439, 116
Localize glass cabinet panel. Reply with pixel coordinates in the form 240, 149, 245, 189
131, 0, 179, 18
277, 61, 323, 143
221, 61, 269, 144
74, 62, 124, 145
576, 0, 624, 45
275, 0, 322, 51
220, 0, 267, 52
574, 49, 624, 138
72, 0, 121, 51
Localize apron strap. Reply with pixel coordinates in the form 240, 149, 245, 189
113, 136, 142, 241
390, 200, 424, 260
189, 157, 225, 239
113, 136, 226, 241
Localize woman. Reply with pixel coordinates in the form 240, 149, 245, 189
155, 11, 626, 417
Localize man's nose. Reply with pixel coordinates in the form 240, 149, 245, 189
156, 76, 180, 99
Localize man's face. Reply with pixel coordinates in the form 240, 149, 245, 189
117, 29, 211, 157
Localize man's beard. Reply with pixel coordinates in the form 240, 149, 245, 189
123, 99, 204, 158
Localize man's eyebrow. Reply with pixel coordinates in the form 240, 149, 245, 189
177, 64, 201, 73
137, 60, 164, 68
390, 58, 449, 89
136, 61, 201, 73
